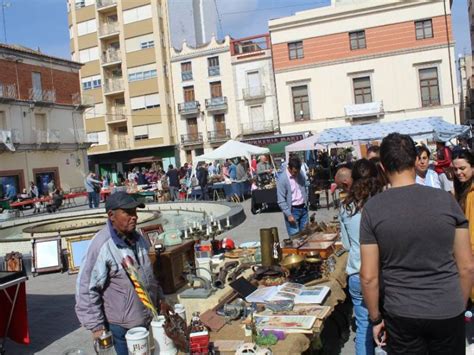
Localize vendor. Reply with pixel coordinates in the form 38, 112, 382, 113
75, 192, 169, 355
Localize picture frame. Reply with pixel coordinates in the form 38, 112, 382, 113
66, 235, 94, 274
139, 224, 164, 246
31, 236, 62, 275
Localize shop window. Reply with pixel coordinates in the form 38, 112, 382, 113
33, 167, 59, 196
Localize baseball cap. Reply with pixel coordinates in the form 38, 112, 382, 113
105, 191, 145, 212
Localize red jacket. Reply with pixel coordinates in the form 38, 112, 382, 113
435, 146, 452, 174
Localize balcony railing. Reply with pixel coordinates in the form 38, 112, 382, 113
178, 101, 200, 115
107, 106, 127, 122
181, 133, 203, 145
241, 120, 275, 135
181, 71, 193, 81
208, 66, 220, 77
97, 0, 117, 9
36, 129, 60, 144
98, 22, 119, 37
110, 137, 129, 150
101, 49, 121, 64
243, 86, 265, 101
72, 93, 94, 106
104, 78, 124, 94
208, 129, 230, 142
29, 88, 56, 103
0, 83, 17, 100
205, 96, 227, 111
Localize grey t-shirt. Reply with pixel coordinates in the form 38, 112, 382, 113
360, 183, 468, 320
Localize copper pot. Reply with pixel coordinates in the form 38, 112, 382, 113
280, 254, 305, 270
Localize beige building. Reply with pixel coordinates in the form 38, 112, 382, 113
269, 0, 459, 135
170, 36, 238, 163
0, 44, 91, 196
68, 0, 177, 176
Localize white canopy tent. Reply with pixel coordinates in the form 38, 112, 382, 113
285, 134, 360, 161
194, 139, 270, 171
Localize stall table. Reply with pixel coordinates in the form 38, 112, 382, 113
250, 188, 279, 214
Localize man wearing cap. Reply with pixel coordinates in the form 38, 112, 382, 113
75, 191, 167, 355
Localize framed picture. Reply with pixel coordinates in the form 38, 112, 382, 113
140, 224, 164, 246
66, 235, 93, 274
31, 236, 62, 275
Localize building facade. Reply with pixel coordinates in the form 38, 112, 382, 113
68, 0, 177, 176
230, 34, 280, 141
269, 0, 459, 135
0, 44, 91, 196
171, 36, 238, 163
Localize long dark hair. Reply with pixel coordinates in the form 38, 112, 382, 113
452, 149, 474, 211
343, 159, 382, 216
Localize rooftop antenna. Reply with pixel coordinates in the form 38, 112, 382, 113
1, 0, 11, 43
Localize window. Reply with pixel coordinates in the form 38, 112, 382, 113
85, 103, 105, 119
181, 62, 192, 81
349, 31, 366, 50
0, 171, 23, 199
183, 86, 195, 102
353, 77, 372, 104
125, 34, 154, 53
288, 41, 303, 60
69, 26, 74, 40
133, 125, 149, 140
77, 19, 97, 36
210, 82, 222, 98
419, 67, 440, 107
75, 0, 85, 8
79, 47, 99, 63
82, 75, 102, 90
208, 56, 220, 76
130, 93, 160, 110
128, 64, 157, 82
133, 124, 161, 140
96, 131, 107, 145
123, 4, 152, 24
291, 85, 310, 121
415, 19, 433, 40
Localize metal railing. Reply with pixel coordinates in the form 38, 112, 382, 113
181, 133, 203, 145
101, 49, 121, 63
97, 0, 117, 9
36, 129, 60, 144
178, 101, 200, 115
104, 78, 124, 94
0, 83, 17, 100
243, 86, 265, 100
207, 129, 230, 142
208, 66, 220, 77
29, 88, 56, 102
110, 137, 129, 150
98, 22, 119, 37
181, 71, 193, 81
241, 120, 275, 135
107, 106, 127, 122
205, 96, 227, 111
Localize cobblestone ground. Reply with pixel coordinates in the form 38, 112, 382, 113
4, 198, 356, 355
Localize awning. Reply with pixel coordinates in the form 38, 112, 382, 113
268, 141, 290, 154
125, 156, 162, 165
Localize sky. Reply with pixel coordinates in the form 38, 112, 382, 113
0, 0, 471, 59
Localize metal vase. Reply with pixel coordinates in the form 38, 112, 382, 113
260, 228, 275, 267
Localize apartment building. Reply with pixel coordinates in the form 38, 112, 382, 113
170, 36, 237, 164
0, 44, 91, 196
68, 0, 177, 176
269, 0, 459, 135
230, 34, 280, 145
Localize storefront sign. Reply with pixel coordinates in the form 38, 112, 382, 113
242, 134, 305, 147
344, 101, 383, 117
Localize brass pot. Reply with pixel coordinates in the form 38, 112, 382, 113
280, 254, 305, 270
305, 251, 322, 264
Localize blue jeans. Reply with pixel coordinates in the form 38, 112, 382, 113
349, 274, 374, 355
284, 206, 308, 236
109, 323, 129, 355
88, 191, 99, 208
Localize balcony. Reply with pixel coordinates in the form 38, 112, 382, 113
72, 93, 94, 107
208, 129, 230, 143
208, 66, 220, 77
104, 78, 124, 94
110, 137, 129, 150
205, 96, 227, 112
101, 49, 122, 65
178, 101, 200, 115
36, 129, 60, 145
344, 101, 384, 119
181, 133, 203, 145
241, 120, 275, 136
97, 0, 117, 10
243, 86, 265, 101
107, 106, 127, 122
181, 71, 193, 81
231, 34, 271, 57
0, 83, 17, 101
98, 22, 119, 38
29, 88, 56, 103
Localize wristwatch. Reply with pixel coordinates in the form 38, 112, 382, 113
370, 315, 383, 326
